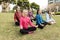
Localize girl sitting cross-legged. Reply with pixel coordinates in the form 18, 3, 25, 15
45, 10, 56, 25
36, 9, 48, 29
14, 6, 22, 26
28, 8, 35, 22
20, 9, 37, 34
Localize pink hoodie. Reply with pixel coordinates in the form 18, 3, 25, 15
20, 16, 35, 29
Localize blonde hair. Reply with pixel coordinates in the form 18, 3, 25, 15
23, 9, 28, 13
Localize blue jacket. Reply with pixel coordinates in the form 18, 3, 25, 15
36, 14, 45, 25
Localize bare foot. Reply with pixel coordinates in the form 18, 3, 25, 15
28, 31, 34, 34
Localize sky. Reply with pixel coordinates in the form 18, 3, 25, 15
29, 0, 48, 10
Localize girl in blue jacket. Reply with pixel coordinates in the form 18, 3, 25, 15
36, 9, 48, 29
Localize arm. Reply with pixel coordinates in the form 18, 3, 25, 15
29, 18, 35, 27
20, 18, 23, 29
14, 13, 17, 22
39, 15, 45, 23
31, 12, 35, 18
36, 15, 44, 26
36, 15, 41, 25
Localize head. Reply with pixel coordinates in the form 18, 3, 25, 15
16, 6, 20, 12
22, 9, 28, 17
37, 9, 42, 14
47, 10, 51, 14
28, 8, 32, 12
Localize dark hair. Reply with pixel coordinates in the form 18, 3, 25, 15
47, 10, 49, 13
37, 9, 39, 14
46, 10, 50, 14
16, 6, 19, 11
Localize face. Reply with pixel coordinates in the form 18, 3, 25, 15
38, 10, 41, 14
40, 10, 42, 14
48, 11, 51, 14
29, 8, 32, 12
22, 10, 28, 17
16, 6, 20, 12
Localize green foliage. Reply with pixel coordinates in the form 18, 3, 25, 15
16, 0, 29, 9
0, 0, 40, 10
55, 12, 60, 15
31, 2, 39, 10
11, 0, 39, 10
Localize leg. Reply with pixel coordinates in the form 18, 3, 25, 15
47, 22, 52, 25
31, 19, 33, 22
28, 27, 36, 31
20, 29, 29, 34
32, 18, 36, 21
34, 18, 36, 21
31, 18, 36, 22
42, 22, 48, 26
38, 24, 44, 29
20, 27, 36, 34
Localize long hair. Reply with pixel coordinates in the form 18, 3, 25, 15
37, 9, 39, 15
47, 10, 51, 14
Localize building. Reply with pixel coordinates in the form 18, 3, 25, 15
48, 0, 60, 12
48, 0, 60, 4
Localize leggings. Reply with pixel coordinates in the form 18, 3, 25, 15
38, 22, 48, 29
20, 27, 36, 34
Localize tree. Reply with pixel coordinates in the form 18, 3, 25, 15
17, 0, 29, 9
0, 0, 39, 10
31, 2, 39, 10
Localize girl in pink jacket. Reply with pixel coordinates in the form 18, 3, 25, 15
20, 9, 37, 34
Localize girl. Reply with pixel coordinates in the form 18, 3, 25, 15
36, 9, 48, 29
14, 6, 21, 26
28, 8, 35, 22
45, 11, 56, 24
20, 9, 37, 34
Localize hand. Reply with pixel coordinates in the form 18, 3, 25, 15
20, 25, 23, 29
35, 25, 38, 28
40, 24, 44, 26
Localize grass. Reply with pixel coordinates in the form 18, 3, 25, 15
0, 13, 60, 40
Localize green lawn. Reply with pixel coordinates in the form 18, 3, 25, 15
0, 13, 60, 40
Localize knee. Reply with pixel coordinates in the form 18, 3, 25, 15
38, 25, 44, 29
15, 22, 19, 26
20, 29, 24, 34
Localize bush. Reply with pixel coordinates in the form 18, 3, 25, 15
55, 12, 60, 15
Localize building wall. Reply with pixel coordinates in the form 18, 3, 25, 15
48, 0, 60, 12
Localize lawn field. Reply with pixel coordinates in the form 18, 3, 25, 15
0, 13, 60, 40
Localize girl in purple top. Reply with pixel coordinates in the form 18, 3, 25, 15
28, 8, 35, 22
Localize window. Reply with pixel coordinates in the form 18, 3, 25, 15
55, 0, 60, 2
49, 2, 53, 4
48, 0, 54, 4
